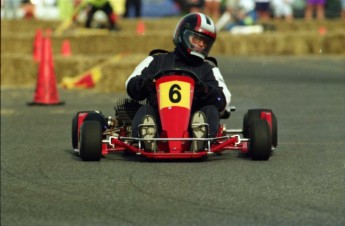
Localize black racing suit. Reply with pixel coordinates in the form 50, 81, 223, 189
126, 49, 231, 137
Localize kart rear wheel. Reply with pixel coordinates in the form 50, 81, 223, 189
79, 121, 102, 161
243, 109, 278, 147
249, 119, 272, 161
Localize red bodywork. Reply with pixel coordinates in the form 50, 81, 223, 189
77, 75, 273, 159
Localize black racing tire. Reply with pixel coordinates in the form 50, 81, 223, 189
71, 111, 103, 149
72, 113, 78, 149
249, 119, 272, 161
243, 109, 278, 147
79, 121, 102, 161
84, 112, 107, 130
242, 112, 249, 137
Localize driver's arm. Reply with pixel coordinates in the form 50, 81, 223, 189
202, 67, 231, 112
125, 56, 156, 100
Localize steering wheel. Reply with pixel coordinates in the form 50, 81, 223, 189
152, 67, 202, 84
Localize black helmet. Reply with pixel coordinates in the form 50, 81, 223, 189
173, 13, 217, 60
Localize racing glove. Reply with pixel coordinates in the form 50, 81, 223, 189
127, 76, 154, 101
195, 82, 226, 112
139, 76, 155, 93
194, 80, 209, 96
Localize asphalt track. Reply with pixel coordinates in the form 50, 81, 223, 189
1, 56, 345, 226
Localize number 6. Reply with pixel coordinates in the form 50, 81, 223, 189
169, 84, 181, 103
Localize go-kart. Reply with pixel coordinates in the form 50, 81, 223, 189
71, 68, 277, 161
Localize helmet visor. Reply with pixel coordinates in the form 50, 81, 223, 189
183, 30, 214, 58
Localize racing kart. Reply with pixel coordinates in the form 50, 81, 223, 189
71, 68, 277, 161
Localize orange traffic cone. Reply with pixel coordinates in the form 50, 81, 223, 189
136, 20, 145, 35
318, 26, 327, 36
33, 29, 43, 62
61, 39, 72, 57
28, 34, 64, 106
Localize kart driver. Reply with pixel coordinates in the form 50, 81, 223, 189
73, 0, 120, 31
125, 13, 231, 152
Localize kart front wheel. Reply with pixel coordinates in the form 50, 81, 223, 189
243, 109, 278, 148
79, 121, 102, 161
71, 111, 104, 150
72, 113, 78, 149
249, 119, 272, 161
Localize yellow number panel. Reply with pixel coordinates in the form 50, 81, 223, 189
159, 81, 191, 110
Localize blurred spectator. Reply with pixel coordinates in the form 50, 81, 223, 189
188, 0, 205, 12
254, 0, 271, 22
73, 0, 120, 31
74, 0, 83, 6
271, 0, 294, 22
21, 0, 35, 19
204, 0, 221, 20
2, 0, 21, 19
341, 0, 345, 18
217, 0, 257, 31
304, 0, 326, 20
123, 0, 142, 18
58, 0, 74, 20
173, 0, 205, 13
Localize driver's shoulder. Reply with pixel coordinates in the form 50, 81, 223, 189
204, 56, 218, 67
148, 49, 174, 62
149, 49, 171, 56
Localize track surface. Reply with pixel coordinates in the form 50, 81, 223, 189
1, 56, 345, 226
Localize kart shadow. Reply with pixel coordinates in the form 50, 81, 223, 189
64, 148, 84, 161
64, 148, 253, 162
117, 151, 251, 163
